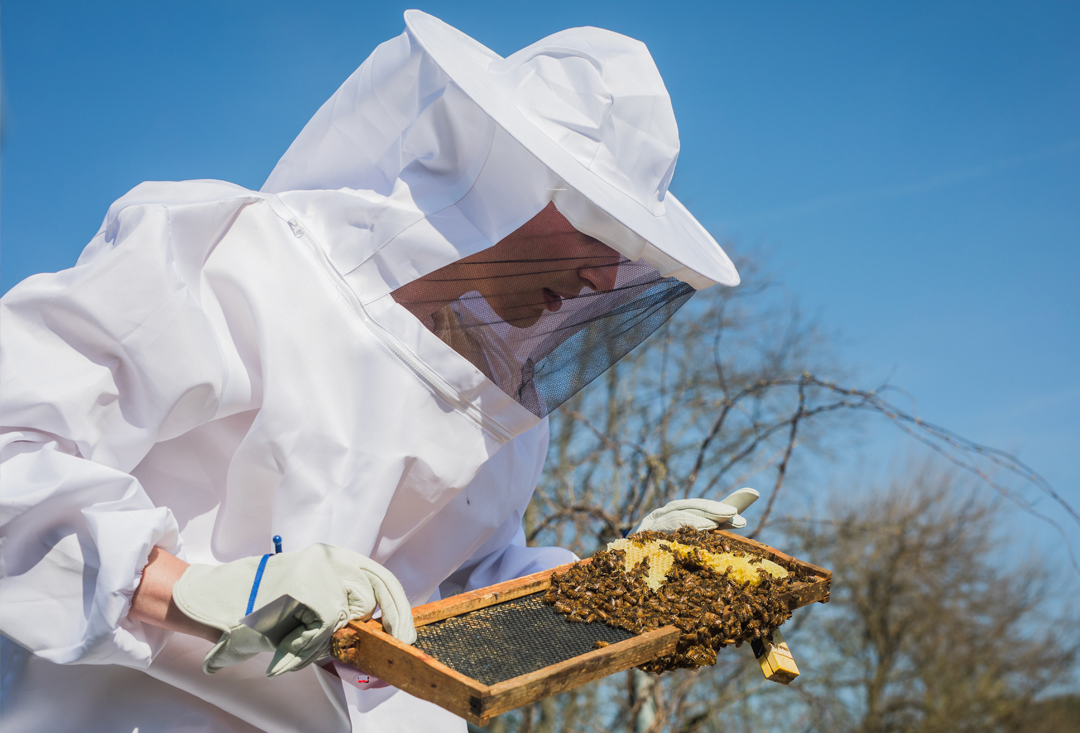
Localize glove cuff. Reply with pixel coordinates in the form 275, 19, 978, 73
172, 559, 261, 634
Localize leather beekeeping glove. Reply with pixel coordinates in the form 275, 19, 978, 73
632, 488, 760, 534
173, 543, 415, 677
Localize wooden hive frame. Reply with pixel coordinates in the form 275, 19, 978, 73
330, 530, 831, 726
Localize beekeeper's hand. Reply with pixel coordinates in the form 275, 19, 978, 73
172, 543, 415, 677
633, 488, 760, 534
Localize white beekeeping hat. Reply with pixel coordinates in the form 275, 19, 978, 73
402, 10, 738, 290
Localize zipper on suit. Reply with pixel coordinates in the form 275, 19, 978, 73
280, 214, 515, 444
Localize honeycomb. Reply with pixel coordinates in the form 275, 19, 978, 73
606, 537, 788, 590
545, 528, 812, 673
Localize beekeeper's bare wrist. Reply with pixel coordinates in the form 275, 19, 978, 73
129, 547, 222, 643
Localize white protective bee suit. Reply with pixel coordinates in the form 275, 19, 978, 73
0, 10, 738, 732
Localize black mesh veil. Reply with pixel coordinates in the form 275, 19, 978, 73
392, 212, 695, 418
446, 262, 692, 417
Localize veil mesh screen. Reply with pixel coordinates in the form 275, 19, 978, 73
394, 251, 694, 418
413, 594, 633, 685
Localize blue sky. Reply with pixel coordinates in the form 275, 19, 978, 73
3, 1, 1078, 565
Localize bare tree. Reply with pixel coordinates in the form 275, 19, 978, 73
527, 267, 1079, 566
777, 466, 1079, 733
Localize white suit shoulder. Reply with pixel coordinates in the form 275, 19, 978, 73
76, 179, 268, 269
0, 181, 287, 668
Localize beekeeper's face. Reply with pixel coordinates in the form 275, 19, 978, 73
392, 199, 691, 415
458, 202, 621, 328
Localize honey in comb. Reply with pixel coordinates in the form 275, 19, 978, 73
544, 528, 810, 673
606, 537, 788, 589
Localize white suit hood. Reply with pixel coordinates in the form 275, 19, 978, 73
262, 27, 562, 303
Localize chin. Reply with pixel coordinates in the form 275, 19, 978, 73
506, 314, 544, 329
487, 297, 546, 329
498, 307, 545, 329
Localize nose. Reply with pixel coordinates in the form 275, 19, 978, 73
579, 255, 620, 293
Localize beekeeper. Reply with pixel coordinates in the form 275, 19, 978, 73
0, 10, 756, 733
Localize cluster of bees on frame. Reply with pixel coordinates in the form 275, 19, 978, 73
543, 528, 812, 673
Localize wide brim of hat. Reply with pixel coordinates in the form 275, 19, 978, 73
404, 10, 739, 289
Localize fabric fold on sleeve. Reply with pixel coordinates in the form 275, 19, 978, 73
1, 430, 182, 667
0, 183, 260, 669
